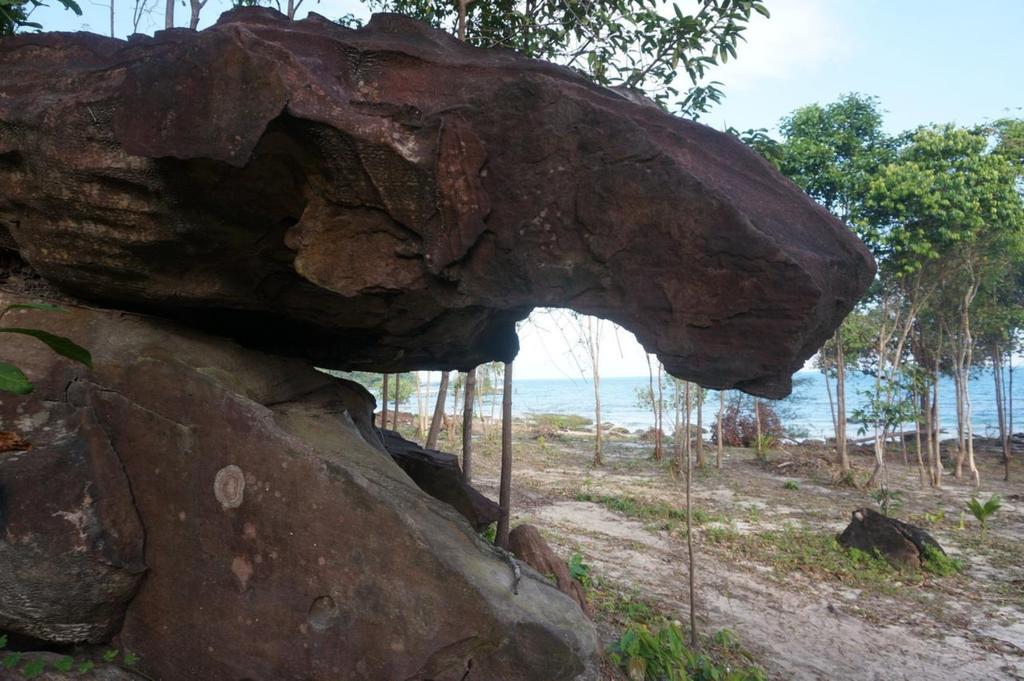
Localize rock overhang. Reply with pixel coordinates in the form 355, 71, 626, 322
0, 7, 875, 399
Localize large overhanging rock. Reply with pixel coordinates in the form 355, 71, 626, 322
0, 294, 597, 680
0, 8, 873, 398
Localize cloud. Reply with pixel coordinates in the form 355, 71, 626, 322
708, 0, 851, 91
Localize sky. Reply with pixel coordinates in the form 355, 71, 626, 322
24, 0, 1024, 379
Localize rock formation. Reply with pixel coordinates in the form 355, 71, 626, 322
0, 7, 873, 399
837, 508, 945, 571
0, 296, 597, 680
0, 7, 878, 679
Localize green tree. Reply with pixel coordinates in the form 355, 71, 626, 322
0, 0, 82, 35
773, 93, 895, 472
866, 124, 1024, 486
367, 0, 769, 117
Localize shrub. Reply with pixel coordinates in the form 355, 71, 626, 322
609, 621, 766, 681
711, 399, 784, 448
965, 494, 1002, 538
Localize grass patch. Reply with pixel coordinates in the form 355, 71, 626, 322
783, 480, 800, 491
529, 413, 593, 430
921, 545, 962, 577
572, 490, 727, 527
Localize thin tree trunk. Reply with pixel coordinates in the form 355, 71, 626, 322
673, 380, 683, 462
915, 391, 926, 487
426, 371, 450, 450
415, 372, 426, 440
994, 348, 1009, 481
683, 382, 692, 469
695, 387, 705, 469
836, 332, 849, 472
393, 373, 401, 430
953, 366, 965, 477
685, 398, 697, 647
496, 362, 513, 549
824, 368, 837, 446
591, 318, 603, 467
754, 398, 763, 459
716, 390, 724, 468
932, 362, 942, 488
656, 363, 664, 459
164, 0, 173, 29
462, 368, 476, 484
648, 355, 661, 460
381, 373, 390, 429
449, 374, 463, 449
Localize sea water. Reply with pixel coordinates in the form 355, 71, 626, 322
404, 369, 1022, 441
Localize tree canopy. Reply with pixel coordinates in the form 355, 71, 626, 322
367, 0, 769, 116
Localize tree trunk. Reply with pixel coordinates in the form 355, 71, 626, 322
962, 295, 979, 487
591, 318, 602, 467
754, 398, 763, 459
462, 368, 476, 484
683, 382, 692, 470
695, 387, 705, 469
449, 374, 463, 449
189, 0, 201, 30
656, 363, 664, 460
648, 355, 661, 460
381, 373, 390, 429
953, 366, 965, 477
994, 347, 1010, 481
426, 371, 450, 450
836, 332, 849, 472
393, 373, 401, 430
164, 0, 173, 29
915, 392, 926, 487
475, 378, 488, 439
932, 364, 942, 488
716, 390, 724, 468
496, 362, 513, 550
685, 393, 698, 647
415, 372, 426, 440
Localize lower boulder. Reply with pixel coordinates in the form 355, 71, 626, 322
837, 508, 944, 571
381, 429, 501, 531
0, 293, 598, 681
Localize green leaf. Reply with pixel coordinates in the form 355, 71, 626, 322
102, 649, 118, 663
2, 653, 20, 670
54, 656, 74, 672
0, 362, 33, 394
22, 658, 45, 678
0, 328, 92, 367
77, 660, 95, 673
2, 302, 66, 314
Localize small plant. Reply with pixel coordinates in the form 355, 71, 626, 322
752, 433, 778, 458
869, 487, 904, 516
0, 635, 139, 677
965, 494, 1002, 538
479, 523, 497, 543
921, 545, 962, 577
783, 480, 800, 491
609, 620, 765, 681
568, 552, 591, 589
922, 510, 946, 525
0, 302, 92, 395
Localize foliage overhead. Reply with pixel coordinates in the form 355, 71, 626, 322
0, 0, 81, 36
366, 0, 768, 117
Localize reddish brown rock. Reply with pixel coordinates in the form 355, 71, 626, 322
0, 407, 146, 643
0, 8, 873, 398
0, 294, 597, 681
509, 524, 591, 617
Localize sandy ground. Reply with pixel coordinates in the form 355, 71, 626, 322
459, 427, 1024, 681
